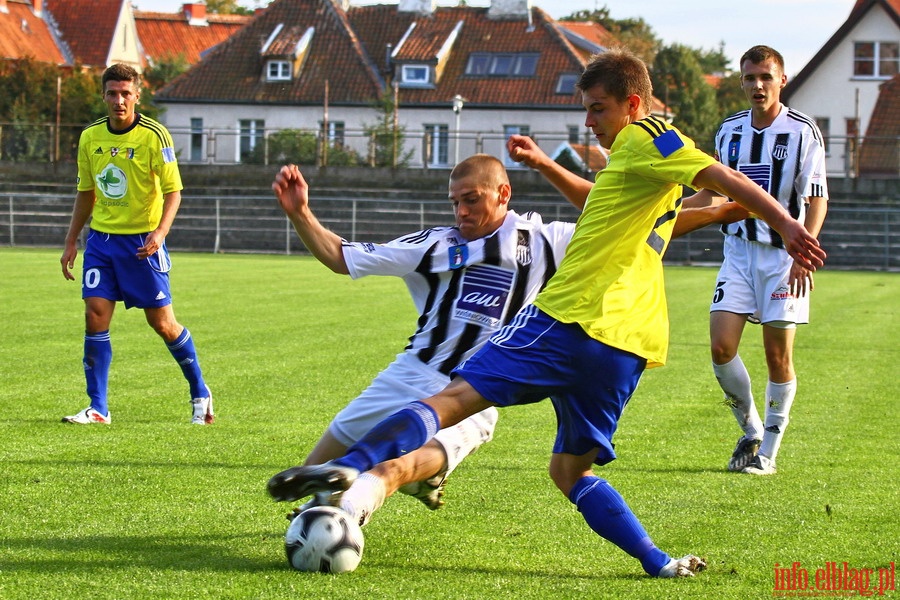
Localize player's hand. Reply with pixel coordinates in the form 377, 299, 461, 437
789, 262, 814, 297
780, 220, 826, 272
136, 230, 164, 260
61, 244, 78, 280
506, 135, 547, 169
272, 164, 310, 217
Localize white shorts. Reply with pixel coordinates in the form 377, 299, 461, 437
328, 352, 499, 474
710, 235, 810, 325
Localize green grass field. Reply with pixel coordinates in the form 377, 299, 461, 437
1, 248, 897, 600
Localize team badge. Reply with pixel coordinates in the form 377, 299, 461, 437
449, 244, 468, 270
110, 147, 119, 157
728, 141, 740, 162
773, 144, 788, 160
516, 230, 532, 266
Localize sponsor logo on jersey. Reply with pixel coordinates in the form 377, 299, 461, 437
126, 148, 135, 159
739, 163, 771, 193
449, 244, 468, 270
94, 146, 103, 155
95, 164, 128, 200
454, 264, 514, 328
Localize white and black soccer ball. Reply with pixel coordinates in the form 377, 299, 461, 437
284, 506, 364, 573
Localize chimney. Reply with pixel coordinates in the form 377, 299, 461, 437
32, 0, 42, 17
488, 0, 532, 20
398, 0, 435, 16
0, 0, 8, 15
183, 2, 209, 26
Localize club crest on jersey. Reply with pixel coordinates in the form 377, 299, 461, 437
773, 144, 789, 160
455, 264, 514, 328
110, 147, 119, 157
728, 141, 740, 162
516, 230, 532, 266
449, 244, 468, 270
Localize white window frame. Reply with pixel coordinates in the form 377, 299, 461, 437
401, 64, 430, 86
266, 60, 292, 81
424, 124, 449, 167
853, 41, 899, 79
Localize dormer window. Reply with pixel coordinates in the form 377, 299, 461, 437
267, 60, 292, 81
465, 53, 539, 77
401, 64, 431, 86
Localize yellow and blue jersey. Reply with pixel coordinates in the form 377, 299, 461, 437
76, 113, 183, 234
534, 116, 716, 368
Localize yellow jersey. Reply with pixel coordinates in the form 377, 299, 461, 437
76, 113, 183, 234
534, 116, 716, 368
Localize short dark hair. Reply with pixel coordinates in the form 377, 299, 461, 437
102, 63, 141, 91
740, 45, 785, 73
450, 154, 509, 189
577, 48, 652, 111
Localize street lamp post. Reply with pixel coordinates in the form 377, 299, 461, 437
452, 94, 466, 165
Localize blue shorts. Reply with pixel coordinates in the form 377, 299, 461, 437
454, 305, 646, 466
81, 229, 173, 309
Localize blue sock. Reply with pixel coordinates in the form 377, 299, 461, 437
84, 331, 112, 416
166, 328, 207, 398
335, 401, 440, 472
570, 476, 671, 576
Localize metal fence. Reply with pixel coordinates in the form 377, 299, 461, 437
2, 122, 897, 178
2, 190, 898, 271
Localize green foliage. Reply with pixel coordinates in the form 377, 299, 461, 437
243, 128, 361, 166
560, 7, 660, 65
363, 89, 414, 168
0, 59, 103, 161
205, 0, 256, 15
651, 44, 721, 152
0, 248, 897, 600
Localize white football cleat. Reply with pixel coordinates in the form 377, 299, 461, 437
191, 387, 214, 424
62, 407, 110, 425
742, 454, 777, 475
658, 555, 707, 578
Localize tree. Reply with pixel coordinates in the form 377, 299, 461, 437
560, 7, 660, 66
651, 44, 720, 153
363, 90, 413, 168
0, 59, 103, 162
206, 0, 256, 15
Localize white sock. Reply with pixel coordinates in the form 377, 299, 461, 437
713, 355, 763, 440
759, 380, 796, 462
340, 472, 386, 527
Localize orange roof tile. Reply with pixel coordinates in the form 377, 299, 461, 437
858, 74, 900, 176
0, 0, 67, 63
134, 10, 252, 65
44, 0, 124, 68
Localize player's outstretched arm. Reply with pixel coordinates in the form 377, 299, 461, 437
272, 164, 349, 275
692, 163, 826, 271
506, 135, 593, 210
673, 190, 749, 238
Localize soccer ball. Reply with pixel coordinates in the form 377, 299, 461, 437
284, 506, 364, 573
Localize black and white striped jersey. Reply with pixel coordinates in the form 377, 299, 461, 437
714, 104, 828, 248
343, 210, 575, 375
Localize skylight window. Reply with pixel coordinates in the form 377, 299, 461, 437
465, 53, 539, 77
